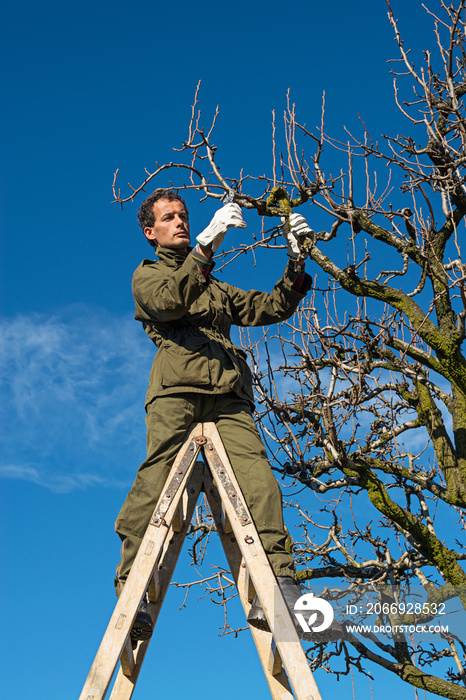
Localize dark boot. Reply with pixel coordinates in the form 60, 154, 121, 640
278, 577, 343, 642
247, 594, 269, 631
247, 577, 343, 642
130, 595, 154, 647
277, 576, 303, 612
247, 576, 302, 633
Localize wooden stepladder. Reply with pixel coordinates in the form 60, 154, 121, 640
79, 423, 322, 700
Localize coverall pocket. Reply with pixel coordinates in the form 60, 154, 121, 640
233, 345, 254, 397
159, 338, 212, 388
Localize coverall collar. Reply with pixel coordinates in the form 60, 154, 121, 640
155, 246, 191, 264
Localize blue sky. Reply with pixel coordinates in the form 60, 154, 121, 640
1, 1, 449, 698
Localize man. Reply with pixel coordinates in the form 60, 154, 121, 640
114, 189, 313, 642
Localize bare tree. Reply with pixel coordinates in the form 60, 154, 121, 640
114, 2, 466, 696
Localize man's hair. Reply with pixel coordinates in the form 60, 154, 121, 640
137, 189, 188, 248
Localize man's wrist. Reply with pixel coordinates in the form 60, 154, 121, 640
289, 258, 305, 274
191, 244, 215, 278
196, 242, 213, 259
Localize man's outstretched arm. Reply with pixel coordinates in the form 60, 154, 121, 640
223, 213, 314, 327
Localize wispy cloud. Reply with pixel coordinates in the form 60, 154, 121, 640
0, 306, 154, 492
0, 463, 129, 494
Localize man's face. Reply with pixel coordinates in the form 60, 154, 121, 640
143, 199, 191, 250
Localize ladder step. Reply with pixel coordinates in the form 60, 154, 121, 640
172, 489, 189, 533
235, 556, 256, 603
120, 637, 135, 677
268, 637, 283, 677
147, 568, 160, 603
242, 562, 256, 603
221, 503, 232, 533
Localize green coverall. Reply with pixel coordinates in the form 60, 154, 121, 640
115, 247, 312, 594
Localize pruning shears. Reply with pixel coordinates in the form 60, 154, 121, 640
222, 188, 235, 206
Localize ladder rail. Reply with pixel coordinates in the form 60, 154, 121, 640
202, 423, 322, 700
79, 423, 204, 700
108, 463, 204, 700
204, 468, 295, 700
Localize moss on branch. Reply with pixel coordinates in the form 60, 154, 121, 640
309, 244, 466, 397
341, 460, 466, 608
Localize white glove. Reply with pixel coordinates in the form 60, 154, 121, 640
197, 203, 247, 252
281, 213, 314, 259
